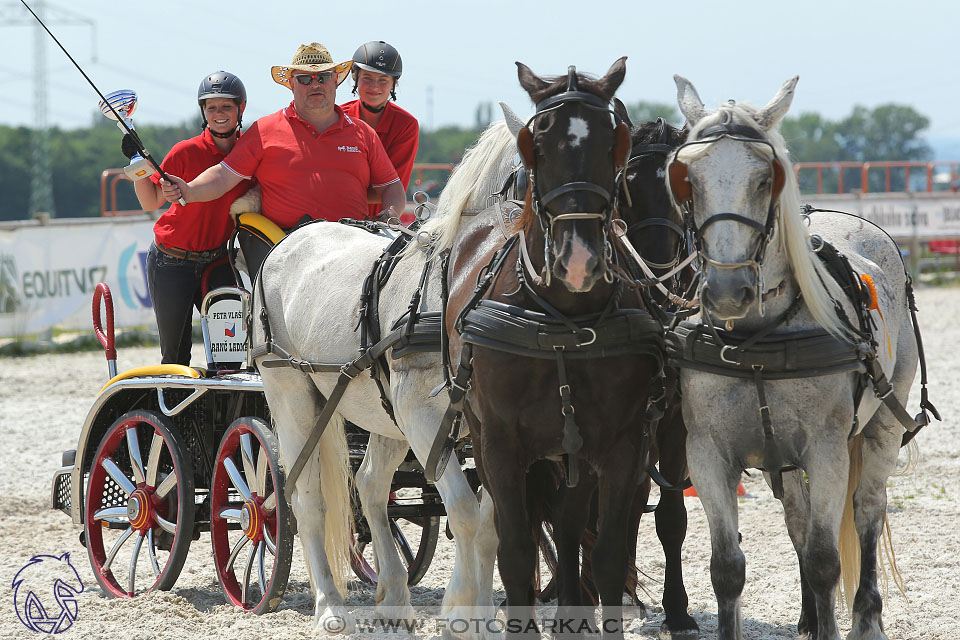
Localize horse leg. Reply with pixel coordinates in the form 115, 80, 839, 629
846, 420, 902, 640
395, 377, 498, 640
355, 433, 415, 621
259, 368, 356, 635
654, 411, 699, 639
592, 455, 642, 640
777, 468, 818, 639
801, 442, 851, 640
485, 453, 538, 638
686, 440, 744, 640
553, 463, 598, 638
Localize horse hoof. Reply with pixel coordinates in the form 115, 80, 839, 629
658, 623, 699, 640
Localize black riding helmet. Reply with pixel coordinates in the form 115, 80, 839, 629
197, 71, 247, 136
351, 41, 402, 104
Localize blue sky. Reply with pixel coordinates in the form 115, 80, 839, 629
3, 0, 958, 155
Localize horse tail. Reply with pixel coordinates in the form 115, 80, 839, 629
318, 413, 354, 597
837, 434, 862, 611
837, 434, 908, 613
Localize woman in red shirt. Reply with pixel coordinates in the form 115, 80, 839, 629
341, 41, 420, 219
131, 71, 250, 365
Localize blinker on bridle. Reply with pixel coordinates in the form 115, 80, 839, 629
667, 119, 786, 316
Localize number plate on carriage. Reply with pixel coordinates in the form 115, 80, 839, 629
203, 293, 248, 368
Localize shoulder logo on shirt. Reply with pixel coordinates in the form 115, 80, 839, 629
337, 145, 361, 153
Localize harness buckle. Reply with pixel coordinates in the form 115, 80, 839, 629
720, 345, 741, 365
578, 328, 597, 347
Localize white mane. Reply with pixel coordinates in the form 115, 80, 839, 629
676, 102, 850, 340
406, 119, 518, 260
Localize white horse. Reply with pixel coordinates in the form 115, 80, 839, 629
664, 75, 935, 640
251, 119, 518, 636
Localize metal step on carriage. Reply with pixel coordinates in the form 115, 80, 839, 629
48, 212, 473, 614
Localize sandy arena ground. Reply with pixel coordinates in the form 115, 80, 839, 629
1, 286, 957, 639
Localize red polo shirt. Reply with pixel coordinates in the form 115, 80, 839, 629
342, 100, 419, 218
150, 128, 249, 251
222, 103, 400, 228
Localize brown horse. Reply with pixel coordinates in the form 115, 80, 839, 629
444, 59, 666, 639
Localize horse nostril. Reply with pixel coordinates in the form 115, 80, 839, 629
737, 286, 756, 307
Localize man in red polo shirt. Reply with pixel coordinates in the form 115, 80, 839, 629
160, 42, 405, 231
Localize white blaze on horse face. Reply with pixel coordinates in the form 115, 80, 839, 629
567, 117, 589, 148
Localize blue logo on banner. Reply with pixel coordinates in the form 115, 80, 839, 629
117, 243, 152, 310
12, 553, 84, 634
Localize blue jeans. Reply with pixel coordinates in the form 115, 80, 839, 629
146, 243, 233, 365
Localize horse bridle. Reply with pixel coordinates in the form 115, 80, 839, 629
517, 66, 630, 284
667, 118, 786, 315
620, 118, 689, 272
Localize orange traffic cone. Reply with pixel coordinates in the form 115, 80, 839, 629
683, 482, 746, 497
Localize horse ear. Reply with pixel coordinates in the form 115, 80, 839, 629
516, 61, 551, 98
668, 160, 692, 204
517, 126, 536, 169
674, 75, 707, 126
498, 102, 526, 138
755, 76, 799, 130
596, 56, 627, 99
613, 98, 633, 129
614, 121, 631, 168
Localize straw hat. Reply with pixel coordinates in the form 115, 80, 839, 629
270, 43, 353, 88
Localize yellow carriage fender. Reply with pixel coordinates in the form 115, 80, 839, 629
237, 212, 286, 245
99, 365, 205, 395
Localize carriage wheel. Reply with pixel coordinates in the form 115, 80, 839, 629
84, 410, 194, 598
351, 496, 441, 586
210, 417, 293, 614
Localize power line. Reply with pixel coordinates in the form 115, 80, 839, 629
1, 0, 95, 218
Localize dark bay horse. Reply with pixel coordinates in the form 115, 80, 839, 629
444, 59, 666, 638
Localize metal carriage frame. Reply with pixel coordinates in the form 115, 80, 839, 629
50, 280, 451, 613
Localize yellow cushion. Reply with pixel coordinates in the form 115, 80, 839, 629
99, 365, 204, 395
237, 213, 286, 245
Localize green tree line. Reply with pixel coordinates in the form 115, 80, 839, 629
0, 102, 933, 222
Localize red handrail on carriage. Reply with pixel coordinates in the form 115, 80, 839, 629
92, 282, 118, 378
794, 161, 960, 195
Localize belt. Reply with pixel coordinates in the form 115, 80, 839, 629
156, 243, 225, 263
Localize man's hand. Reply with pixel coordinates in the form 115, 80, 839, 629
160, 175, 190, 204
373, 206, 398, 223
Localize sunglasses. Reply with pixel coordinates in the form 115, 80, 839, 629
294, 72, 335, 86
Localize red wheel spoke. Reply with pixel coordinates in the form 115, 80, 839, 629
146, 529, 161, 577
102, 458, 136, 495
155, 472, 178, 501
102, 527, 135, 573
93, 506, 128, 522
125, 427, 145, 485
145, 433, 164, 487
128, 531, 144, 595
223, 457, 252, 500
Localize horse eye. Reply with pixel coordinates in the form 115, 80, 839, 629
758, 177, 771, 192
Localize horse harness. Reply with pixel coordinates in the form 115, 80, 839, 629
424, 229, 667, 487
251, 219, 441, 502
664, 122, 941, 498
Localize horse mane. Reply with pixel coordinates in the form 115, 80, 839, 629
408, 119, 517, 260
675, 102, 850, 340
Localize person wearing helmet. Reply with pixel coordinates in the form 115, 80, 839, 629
130, 71, 251, 365
341, 40, 419, 219
161, 42, 406, 237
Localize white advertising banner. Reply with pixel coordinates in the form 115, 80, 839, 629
804, 193, 960, 240
0, 216, 158, 336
